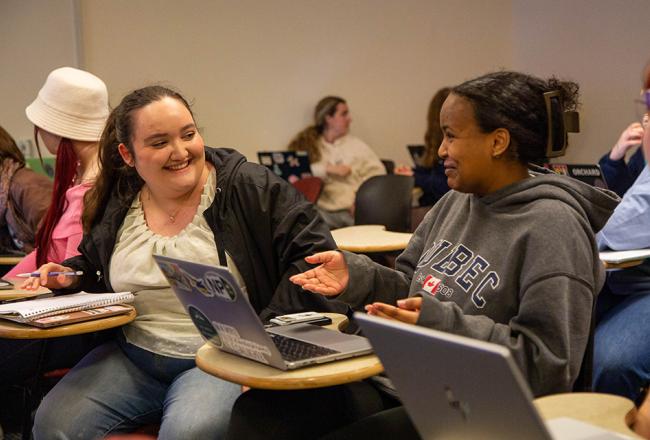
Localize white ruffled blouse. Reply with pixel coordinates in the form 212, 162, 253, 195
110, 168, 245, 358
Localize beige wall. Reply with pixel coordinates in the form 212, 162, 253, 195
0, 0, 79, 154
2, 0, 649, 166
511, 0, 650, 164
79, 0, 511, 164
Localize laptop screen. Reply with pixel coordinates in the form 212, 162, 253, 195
257, 151, 312, 183
406, 145, 426, 167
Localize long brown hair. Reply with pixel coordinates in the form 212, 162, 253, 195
82, 85, 194, 232
422, 87, 451, 168
0, 126, 25, 165
287, 96, 345, 163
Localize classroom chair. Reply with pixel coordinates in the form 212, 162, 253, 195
354, 175, 414, 233
292, 176, 323, 204
380, 159, 395, 175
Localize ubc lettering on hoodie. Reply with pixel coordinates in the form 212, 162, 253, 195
414, 239, 500, 309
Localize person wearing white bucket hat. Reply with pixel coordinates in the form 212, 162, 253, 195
7, 66, 108, 277
0, 68, 109, 437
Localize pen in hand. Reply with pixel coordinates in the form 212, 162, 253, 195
16, 271, 84, 278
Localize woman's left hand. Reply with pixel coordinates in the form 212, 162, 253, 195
365, 297, 422, 324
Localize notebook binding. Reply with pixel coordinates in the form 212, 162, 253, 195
25, 293, 132, 319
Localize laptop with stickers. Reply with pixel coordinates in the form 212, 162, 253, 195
153, 255, 372, 370
257, 150, 312, 183
355, 313, 629, 440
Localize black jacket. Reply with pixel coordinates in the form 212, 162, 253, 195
63, 147, 349, 320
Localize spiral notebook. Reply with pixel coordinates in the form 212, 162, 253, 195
0, 291, 134, 326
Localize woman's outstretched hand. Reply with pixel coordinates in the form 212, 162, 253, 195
289, 251, 349, 296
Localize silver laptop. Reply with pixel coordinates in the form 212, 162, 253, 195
153, 255, 372, 370
355, 313, 630, 440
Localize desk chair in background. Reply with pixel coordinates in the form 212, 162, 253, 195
353, 175, 414, 268
380, 159, 395, 175
354, 175, 414, 233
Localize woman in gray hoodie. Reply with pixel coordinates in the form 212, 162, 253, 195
226, 71, 620, 440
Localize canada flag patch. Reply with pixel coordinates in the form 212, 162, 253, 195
422, 274, 442, 296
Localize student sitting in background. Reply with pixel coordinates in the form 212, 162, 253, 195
288, 96, 385, 229
26, 85, 343, 440
592, 61, 650, 405
7, 66, 108, 277
395, 87, 451, 207
226, 71, 619, 440
0, 68, 109, 426
598, 61, 649, 197
598, 122, 645, 197
0, 125, 52, 254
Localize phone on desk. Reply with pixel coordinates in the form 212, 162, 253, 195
269, 311, 332, 326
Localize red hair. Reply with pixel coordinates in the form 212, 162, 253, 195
35, 137, 78, 266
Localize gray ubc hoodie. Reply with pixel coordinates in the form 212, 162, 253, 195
339, 168, 619, 397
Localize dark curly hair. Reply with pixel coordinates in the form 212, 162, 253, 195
451, 71, 579, 163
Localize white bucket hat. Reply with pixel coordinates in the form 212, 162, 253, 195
25, 67, 109, 142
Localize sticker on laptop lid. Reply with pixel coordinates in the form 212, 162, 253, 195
214, 322, 272, 363
188, 305, 223, 348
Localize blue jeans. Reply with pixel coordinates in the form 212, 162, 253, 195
32, 335, 241, 439
593, 292, 650, 402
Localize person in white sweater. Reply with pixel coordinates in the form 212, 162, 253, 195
288, 96, 385, 228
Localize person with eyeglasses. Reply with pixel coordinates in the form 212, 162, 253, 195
592, 60, 650, 413
598, 61, 650, 197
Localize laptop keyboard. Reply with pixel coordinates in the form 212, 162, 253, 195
268, 333, 339, 362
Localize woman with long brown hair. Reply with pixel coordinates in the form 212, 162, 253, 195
289, 96, 385, 228
26, 85, 341, 439
396, 87, 451, 206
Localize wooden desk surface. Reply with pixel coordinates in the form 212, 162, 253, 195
195, 313, 384, 390
0, 280, 51, 302
331, 225, 413, 253
0, 308, 136, 339
600, 249, 650, 270
603, 259, 645, 270
0, 255, 23, 265
534, 392, 640, 437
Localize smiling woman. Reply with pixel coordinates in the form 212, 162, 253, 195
226, 72, 620, 440
24, 85, 345, 439
117, 96, 209, 235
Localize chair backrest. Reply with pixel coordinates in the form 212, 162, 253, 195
292, 176, 323, 204
380, 159, 395, 175
354, 175, 414, 232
